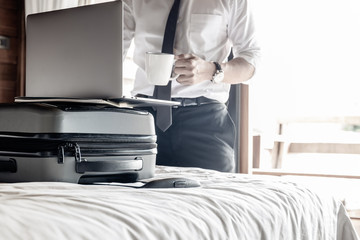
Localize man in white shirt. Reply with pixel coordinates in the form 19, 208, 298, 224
123, 0, 260, 172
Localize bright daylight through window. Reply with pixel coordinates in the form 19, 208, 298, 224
251, 0, 360, 176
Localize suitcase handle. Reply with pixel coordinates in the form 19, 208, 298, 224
0, 158, 17, 173
57, 142, 144, 173
76, 157, 143, 174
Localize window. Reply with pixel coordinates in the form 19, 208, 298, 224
251, 0, 360, 177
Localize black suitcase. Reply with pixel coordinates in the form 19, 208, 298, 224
0, 103, 157, 183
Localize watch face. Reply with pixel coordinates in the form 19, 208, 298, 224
213, 71, 224, 83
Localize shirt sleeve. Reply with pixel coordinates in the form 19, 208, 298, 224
123, 0, 135, 59
228, 0, 261, 68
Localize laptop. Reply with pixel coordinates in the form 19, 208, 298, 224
22, 0, 179, 107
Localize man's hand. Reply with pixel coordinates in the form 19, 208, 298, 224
173, 54, 215, 85
173, 53, 255, 85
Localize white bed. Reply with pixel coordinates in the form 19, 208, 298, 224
0, 166, 358, 240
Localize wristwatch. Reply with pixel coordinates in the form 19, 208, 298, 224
211, 62, 224, 84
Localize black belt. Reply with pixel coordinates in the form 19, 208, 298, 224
135, 95, 218, 108
171, 97, 218, 108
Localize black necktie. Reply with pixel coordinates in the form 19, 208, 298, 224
153, 0, 181, 132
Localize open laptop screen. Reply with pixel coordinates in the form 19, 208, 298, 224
26, 1, 123, 99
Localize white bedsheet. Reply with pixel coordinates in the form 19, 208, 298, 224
0, 166, 358, 240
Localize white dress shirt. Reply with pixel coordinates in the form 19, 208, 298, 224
123, 0, 260, 103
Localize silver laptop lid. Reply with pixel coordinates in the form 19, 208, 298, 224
26, 1, 123, 99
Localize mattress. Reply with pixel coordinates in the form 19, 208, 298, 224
0, 166, 358, 240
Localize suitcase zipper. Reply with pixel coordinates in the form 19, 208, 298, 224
0, 135, 157, 157
57, 142, 81, 164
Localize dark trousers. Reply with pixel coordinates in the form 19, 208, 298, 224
142, 101, 236, 172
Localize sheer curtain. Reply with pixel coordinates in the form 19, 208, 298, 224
25, 0, 114, 16
78, 0, 113, 5
25, 0, 78, 16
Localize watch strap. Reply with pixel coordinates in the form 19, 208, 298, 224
213, 62, 222, 72
211, 62, 224, 83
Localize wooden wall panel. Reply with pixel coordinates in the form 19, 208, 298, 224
0, 63, 17, 80
0, 0, 24, 103
0, 0, 19, 10
0, 80, 16, 102
0, 8, 18, 37
0, 37, 18, 64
